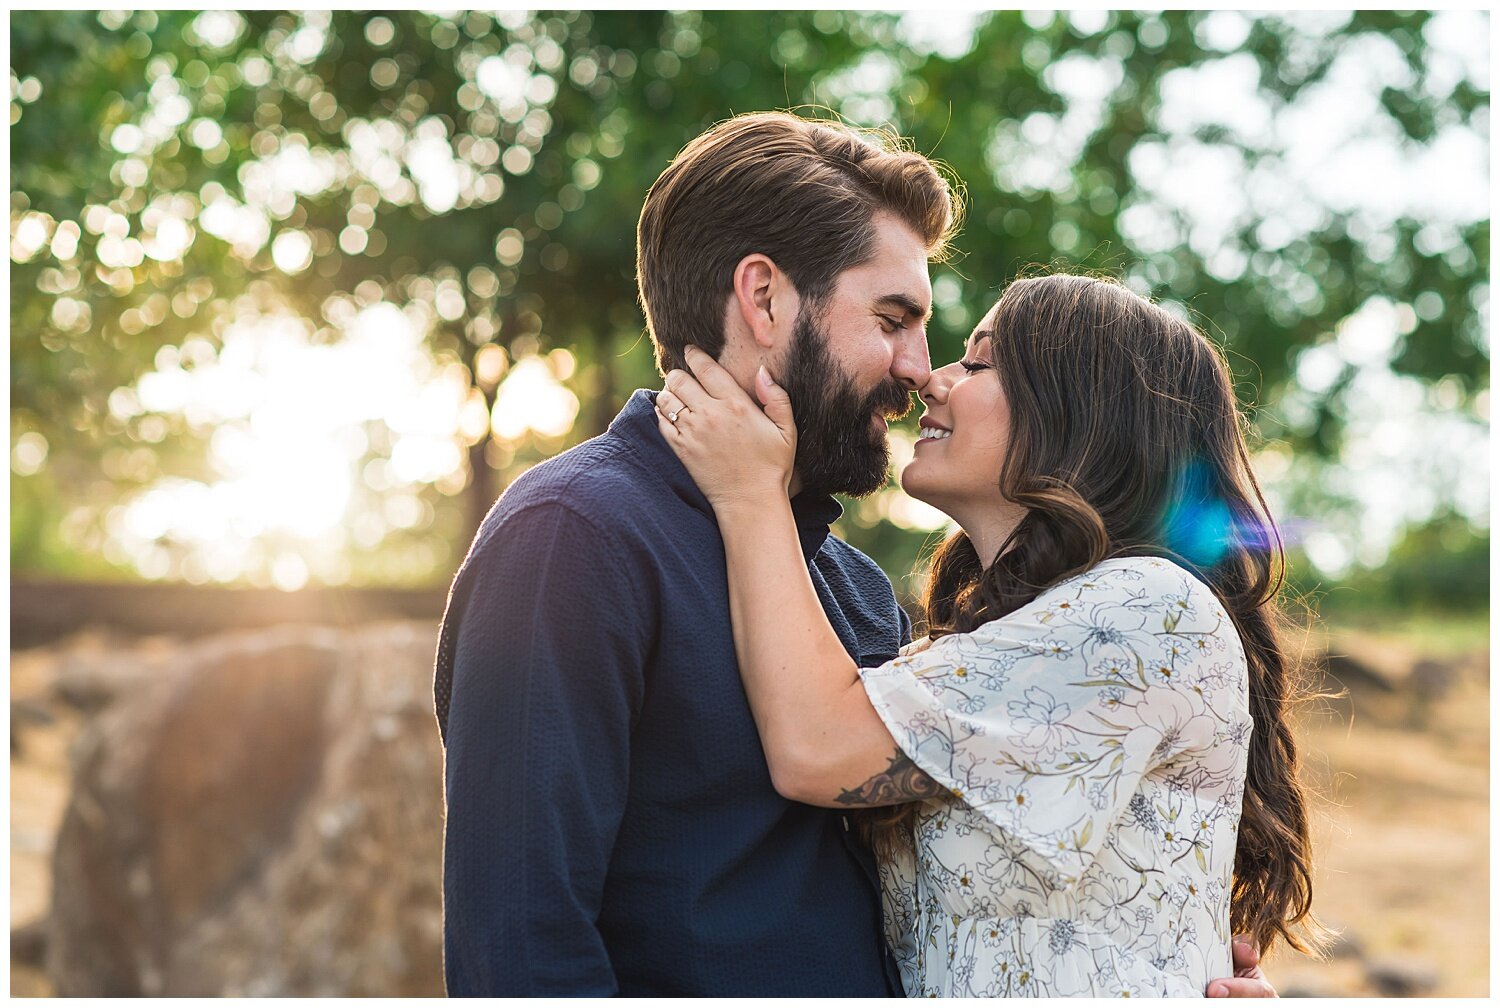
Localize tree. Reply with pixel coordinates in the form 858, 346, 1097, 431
10, 10, 1487, 589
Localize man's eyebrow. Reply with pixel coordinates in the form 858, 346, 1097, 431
874, 293, 931, 321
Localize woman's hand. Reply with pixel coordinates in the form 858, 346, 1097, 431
655, 345, 797, 512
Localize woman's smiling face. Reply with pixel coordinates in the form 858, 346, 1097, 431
901, 309, 1014, 518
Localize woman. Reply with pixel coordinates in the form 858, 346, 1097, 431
654, 274, 1323, 997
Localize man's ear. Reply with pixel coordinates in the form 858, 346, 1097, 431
731, 253, 796, 351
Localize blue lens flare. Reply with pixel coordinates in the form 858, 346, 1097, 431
1162, 459, 1270, 568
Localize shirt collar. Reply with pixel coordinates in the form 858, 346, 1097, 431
611, 389, 843, 560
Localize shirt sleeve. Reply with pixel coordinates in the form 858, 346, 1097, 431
440, 501, 652, 995
858, 558, 1247, 886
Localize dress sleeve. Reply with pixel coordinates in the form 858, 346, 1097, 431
858, 558, 1247, 886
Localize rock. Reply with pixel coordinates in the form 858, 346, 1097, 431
47, 622, 445, 996
12, 917, 48, 966
1365, 956, 1439, 997
1281, 981, 1337, 998
1405, 659, 1459, 728
1322, 923, 1365, 961
10, 698, 56, 755
1409, 659, 1457, 700
12, 696, 57, 727
1320, 652, 1396, 695
52, 634, 161, 713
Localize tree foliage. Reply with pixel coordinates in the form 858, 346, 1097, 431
10, 10, 1488, 587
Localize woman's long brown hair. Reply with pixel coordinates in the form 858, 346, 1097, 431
862, 273, 1328, 958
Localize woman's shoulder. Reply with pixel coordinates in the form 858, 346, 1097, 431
1045, 554, 1222, 607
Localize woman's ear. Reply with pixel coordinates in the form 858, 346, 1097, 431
732, 253, 795, 351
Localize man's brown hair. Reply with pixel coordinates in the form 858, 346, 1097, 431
636, 111, 961, 374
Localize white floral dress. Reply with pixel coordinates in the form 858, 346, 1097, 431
859, 556, 1252, 997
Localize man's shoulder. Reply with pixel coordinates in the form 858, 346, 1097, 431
482, 431, 655, 534
819, 533, 891, 577
817, 533, 897, 598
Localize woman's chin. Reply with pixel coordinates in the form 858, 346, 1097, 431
899, 467, 939, 506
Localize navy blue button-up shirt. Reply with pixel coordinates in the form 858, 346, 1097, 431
435, 390, 911, 996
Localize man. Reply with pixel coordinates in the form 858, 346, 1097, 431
434, 112, 1274, 996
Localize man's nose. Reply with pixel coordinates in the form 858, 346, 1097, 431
890, 330, 932, 391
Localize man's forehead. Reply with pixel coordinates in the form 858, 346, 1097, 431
840, 216, 933, 311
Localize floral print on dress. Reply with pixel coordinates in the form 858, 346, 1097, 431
861, 556, 1253, 997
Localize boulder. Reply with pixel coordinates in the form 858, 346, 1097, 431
11, 917, 48, 967
1364, 956, 1439, 997
51, 631, 165, 713
47, 621, 445, 996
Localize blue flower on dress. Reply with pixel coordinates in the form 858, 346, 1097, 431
1128, 792, 1161, 832
1046, 918, 1082, 956
1085, 624, 1129, 647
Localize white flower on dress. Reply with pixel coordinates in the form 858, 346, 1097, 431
1147, 658, 1181, 685
956, 693, 989, 715
978, 921, 1009, 948
1162, 592, 1197, 618
977, 842, 1028, 890
1079, 872, 1137, 932
1161, 638, 1192, 662
907, 709, 939, 737
955, 864, 980, 900
1093, 656, 1132, 681
1131, 686, 1217, 759
1006, 686, 1078, 757
1036, 637, 1074, 658
998, 784, 1032, 818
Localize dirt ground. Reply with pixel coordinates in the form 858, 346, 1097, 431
9, 618, 1490, 997
1263, 617, 1490, 997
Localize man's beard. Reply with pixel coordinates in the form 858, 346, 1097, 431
779, 310, 914, 498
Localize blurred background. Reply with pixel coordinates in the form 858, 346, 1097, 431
9, 9, 1487, 997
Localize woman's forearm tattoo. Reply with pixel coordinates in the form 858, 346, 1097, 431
834, 749, 947, 807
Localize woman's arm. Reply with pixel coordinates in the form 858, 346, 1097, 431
714, 495, 946, 807
658, 347, 944, 807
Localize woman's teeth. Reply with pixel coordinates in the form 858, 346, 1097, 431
918, 428, 951, 441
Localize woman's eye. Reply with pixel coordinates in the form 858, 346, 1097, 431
959, 359, 989, 373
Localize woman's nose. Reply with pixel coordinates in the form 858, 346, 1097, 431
919, 362, 957, 405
